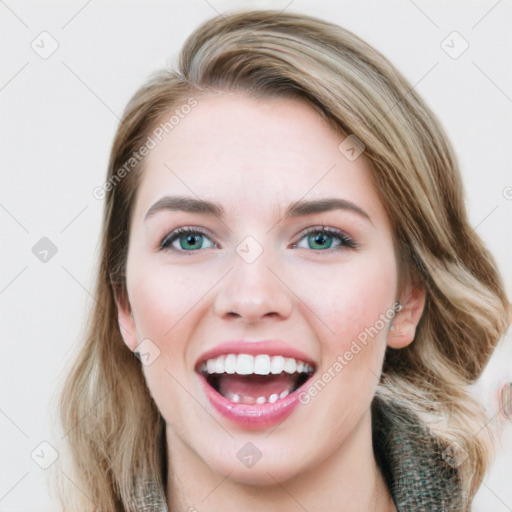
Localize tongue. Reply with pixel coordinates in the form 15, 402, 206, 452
217, 373, 297, 400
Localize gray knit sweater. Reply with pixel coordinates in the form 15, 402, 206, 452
133, 396, 463, 511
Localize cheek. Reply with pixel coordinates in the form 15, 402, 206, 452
303, 251, 397, 354
126, 262, 208, 425
128, 260, 209, 341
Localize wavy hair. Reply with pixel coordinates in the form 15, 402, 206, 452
55, 10, 510, 511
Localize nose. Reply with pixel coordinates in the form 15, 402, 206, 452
213, 248, 293, 325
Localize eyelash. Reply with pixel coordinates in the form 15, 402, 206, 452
159, 226, 357, 253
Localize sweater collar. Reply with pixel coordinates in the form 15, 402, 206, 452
372, 395, 463, 511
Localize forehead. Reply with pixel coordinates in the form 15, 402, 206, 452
132, 93, 387, 226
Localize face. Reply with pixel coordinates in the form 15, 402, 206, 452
117, 92, 422, 485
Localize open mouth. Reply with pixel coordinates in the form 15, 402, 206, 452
198, 354, 315, 405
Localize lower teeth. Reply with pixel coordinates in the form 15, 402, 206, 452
226, 390, 290, 404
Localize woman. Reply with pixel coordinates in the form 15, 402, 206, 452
57, 9, 510, 511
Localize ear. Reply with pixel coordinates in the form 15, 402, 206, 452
388, 278, 426, 349
114, 288, 138, 352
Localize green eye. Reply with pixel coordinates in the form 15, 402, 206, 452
160, 228, 215, 251
307, 232, 334, 250
295, 228, 356, 250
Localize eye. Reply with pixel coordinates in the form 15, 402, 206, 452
159, 226, 356, 253
293, 226, 357, 251
160, 227, 217, 252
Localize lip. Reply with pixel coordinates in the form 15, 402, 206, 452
196, 340, 316, 430
195, 339, 316, 370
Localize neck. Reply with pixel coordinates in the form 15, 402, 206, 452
166, 408, 396, 512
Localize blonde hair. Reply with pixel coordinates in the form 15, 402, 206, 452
56, 10, 510, 511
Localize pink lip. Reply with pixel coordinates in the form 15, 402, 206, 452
195, 340, 316, 370
195, 340, 316, 430
198, 373, 309, 430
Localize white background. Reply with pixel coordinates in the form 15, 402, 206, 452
1, 0, 511, 510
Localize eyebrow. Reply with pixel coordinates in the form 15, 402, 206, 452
144, 195, 371, 223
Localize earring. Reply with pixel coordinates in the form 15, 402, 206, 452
394, 302, 403, 313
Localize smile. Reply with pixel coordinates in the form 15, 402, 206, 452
196, 344, 317, 430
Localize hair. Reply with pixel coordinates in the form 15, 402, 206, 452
55, 9, 510, 511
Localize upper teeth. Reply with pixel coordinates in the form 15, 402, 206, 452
200, 354, 314, 376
